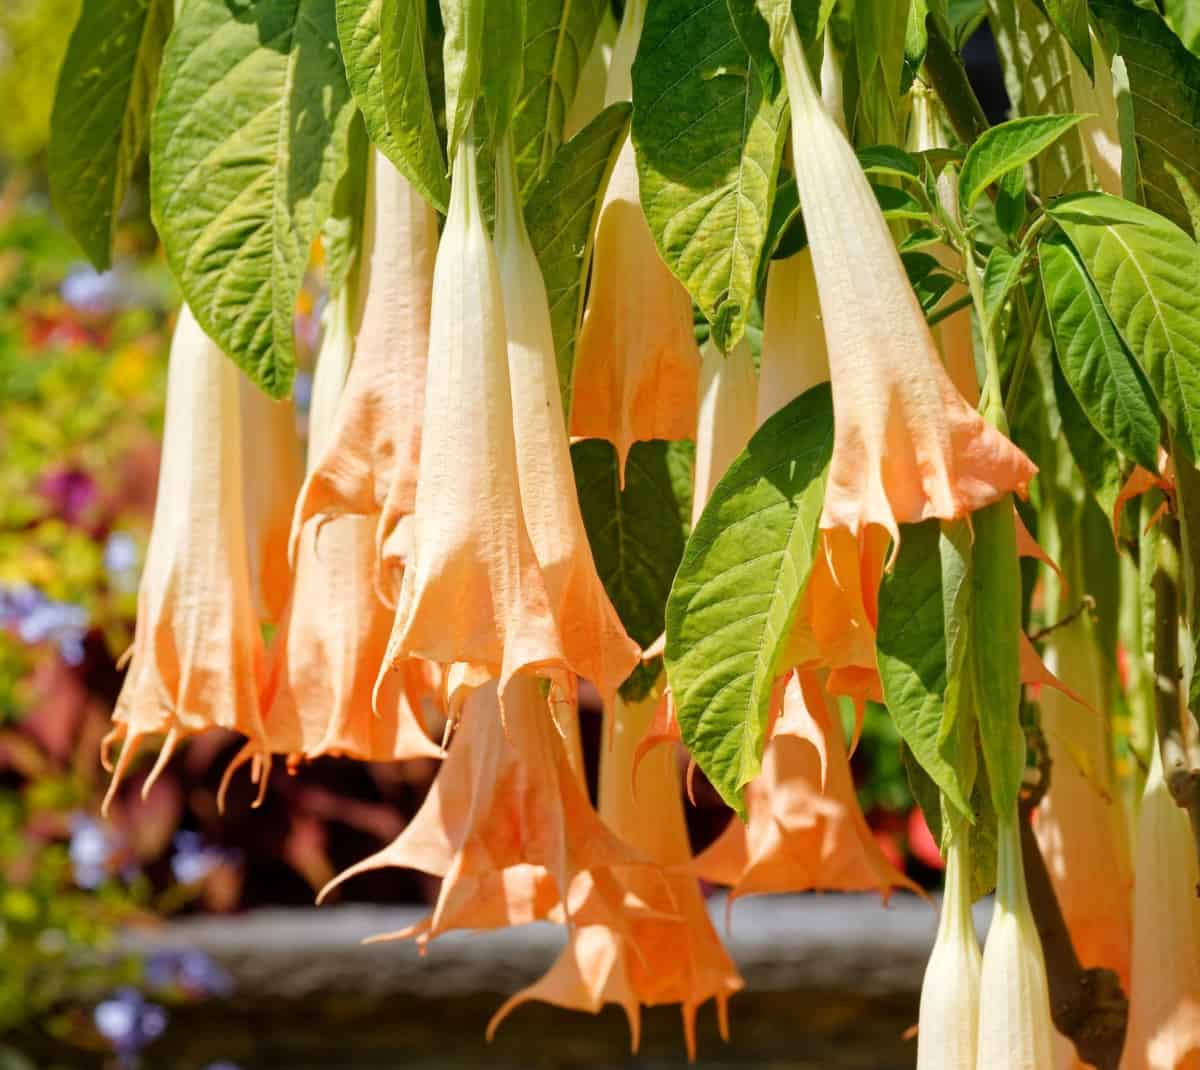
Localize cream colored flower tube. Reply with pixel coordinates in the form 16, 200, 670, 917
976, 816, 1056, 1069
693, 337, 758, 524
918, 818, 982, 1070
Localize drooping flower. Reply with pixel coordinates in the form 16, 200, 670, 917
493, 136, 640, 701
976, 816, 1056, 1070
318, 676, 640, 947
381, 127, 566, 697
693, 337, 758, 524
1032, 616, 1132, 986
491, 689, 743, 1058
291, 149, 438, 601
757, 250, 830, 426
917, 818, 982, 1070
1121, 742, 1200, 1070
695, 671, 918, 900
238, 375, 302, 623
780, 23, 1035, 545
569, 0, 701, 476
102, 305, 266, 813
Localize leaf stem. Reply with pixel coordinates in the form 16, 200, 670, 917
1003, 287, 1045, 427
920, 17, 989, 148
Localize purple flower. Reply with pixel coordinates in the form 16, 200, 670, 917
60, 264, 140, 315
18, 598, 89, 665
104, 532, 140, 592
93, 988, 168, 1059
0, 585, 44, 626
170, 830, 238, 886
144, 949, 234, 999
69, 813, 118, 890
38, 466, 96, 523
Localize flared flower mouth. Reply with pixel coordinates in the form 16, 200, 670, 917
102, 305, 267, 814
780, 25, 1035, 548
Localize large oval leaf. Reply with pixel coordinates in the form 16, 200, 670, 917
49, 0, 173, 270
1050, 192, 1200, 463
1039, 233, 1160, 471
336, 0, 449, 212
632, 0, 788, 353
958, 113, 1084, 210
152, 0, 354, 397
510, 0, 608, 198
526, 102, 631, 413
665, 383, 833, 816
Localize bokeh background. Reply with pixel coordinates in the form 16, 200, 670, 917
0, 3, 1011, 1066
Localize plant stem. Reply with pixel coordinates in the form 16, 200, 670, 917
921, 17, 989, 147
1004, 287, 1045, 427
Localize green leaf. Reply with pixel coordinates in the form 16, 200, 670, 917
850, 0, 911, 146
876, 519, 975, 819
857, 144, 922, 181
1051, 355, 1123, 520
1165, 0, 1200, 55
1043, 0, 1092, 77
336, 0, 449, 213
322, 111, 370, 299
980, 245, 1028, 334
633, 0, 788, 353
959, 113, 1085, 210
874, 183, 929, 221
968, 499, 1025, 816
1092, 0, 1200, 234
1039, 232, 1160, 470
152, 0, 355, 398
49, 0, 173, 270
526, 102, 630, 415
573, 438, 694, 701
666, 383, 834, 815
440, 0, 484, 157
480, 0, 524, 142
1049, 191, 1200, 463
510, 0, 608, 198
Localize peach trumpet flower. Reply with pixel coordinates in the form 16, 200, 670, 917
493, 137, 640, 701
569, 0, 701, 477
917, 818, 982, 1070
1033, 614, 1132, 987
291, 148, 437, 602
780, 23, 1035, 545
976, 815, 1056, 1069
318, 675, 641, 947
381, 127, 565, 697
756, 249, 830, 426
238, 374, 302, 622
491, 688, 743, 1059
693, 337, 758, 524
101, 305, 266, 813
1121, 742, 1200, 1070
695, 671, 918, 901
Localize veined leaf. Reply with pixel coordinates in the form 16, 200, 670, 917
874, 184, 929, 221
1051, 355, 1123, 518
337, 0, 449, 213
152, 0, 354, 398
573, 438, 694, 701
1092, 0, 1200, 234
322, 112, 370, 300
440, 0, 484, 156
877, 519, 976, 819
1043, 0, 1091, 77
1039, 232, 1160, 470
959, 113, 1085, 209
851, 0, 911, 146
49, 0, 173, 270
633, 0, 788, 353
1165, 0, 1200, 55
858, 144, 922, 181
480, 0, 523, 141
980, 245, 1028, 334
1050, 192, 1200, 462
510, 0, 608, 198
666, 384, 834, 815
526, 102, 630, 414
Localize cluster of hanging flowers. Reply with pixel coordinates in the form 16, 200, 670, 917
95, 1, 1200, 1065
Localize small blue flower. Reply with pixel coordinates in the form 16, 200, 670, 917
17, 599, 89, 664
69, 813, 117, 890
170, 830, 238, 886
104, 532, 140, 592
0, 584, 44, 626
94, 988, 168, 1058
61, 264, 135, 315
144, 948, 234, 999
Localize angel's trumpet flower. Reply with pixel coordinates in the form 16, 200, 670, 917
493, 139, 639, 701
101, 305, 266, 812
780, 24, 1035, 544
976, 816, 1056, 1070
254, 292, 442, 772
569, 0, 701, 476
757, 250, 830, 426
917, 818, 982, 1070
1033, 617, 1132, 986
693, 338, 758, 524
292, 149, 437, 600
492, 689, 743, 1059
318, 676, 640, 947
1121, 743, 1200, 1070
383, 129, 565, 696
695, 671, 917, 900
239, 376, 302, 622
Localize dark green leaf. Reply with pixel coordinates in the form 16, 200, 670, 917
666, 384, 834, 815
1043, 0, 1092, 77
49, 0, 173, 270
322, 112, 370, 300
